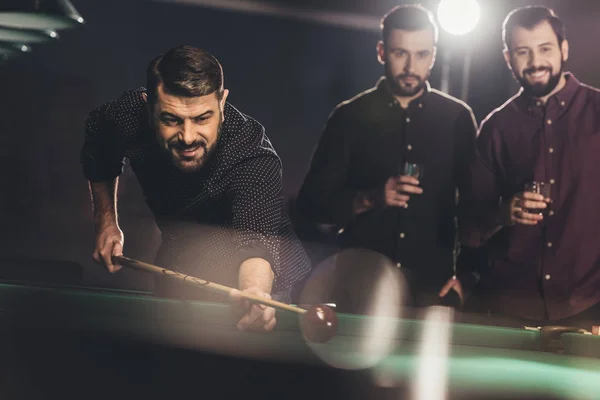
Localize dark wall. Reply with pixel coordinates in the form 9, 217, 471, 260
0, 0, 597, 290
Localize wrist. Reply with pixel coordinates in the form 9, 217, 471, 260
352, 190, 375, 215
239, 258, 274, 293
94, 217, 120, 233
498, 199, 515, 227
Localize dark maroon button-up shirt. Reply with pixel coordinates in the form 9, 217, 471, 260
463, 73, 600, 320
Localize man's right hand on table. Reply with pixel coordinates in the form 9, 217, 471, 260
93, 225, 124, 273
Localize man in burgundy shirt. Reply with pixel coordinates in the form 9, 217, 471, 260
462, 6, 600, 327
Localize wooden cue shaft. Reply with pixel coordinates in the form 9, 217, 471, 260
112, 255, 306, 315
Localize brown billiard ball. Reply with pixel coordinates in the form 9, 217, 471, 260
300, 305, 338, 343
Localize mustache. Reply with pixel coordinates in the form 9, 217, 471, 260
396, 73, 422, 81
168, 140, 206, 151
524, 66, 551, 75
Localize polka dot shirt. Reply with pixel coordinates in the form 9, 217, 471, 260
81, 88, 311, 299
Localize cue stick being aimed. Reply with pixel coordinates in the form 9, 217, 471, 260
112, 255, 306, 315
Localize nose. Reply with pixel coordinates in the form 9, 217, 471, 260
180, 119, 196, 145
403, 54, 413, 74
528, 50, 543, 69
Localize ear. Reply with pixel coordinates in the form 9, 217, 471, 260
503, 48, 513, 71
561, 39, 569, 63
220, 89, 229, 122
430, 46, 438, 70
141, 91, 154, 126
376, 41, 385, 65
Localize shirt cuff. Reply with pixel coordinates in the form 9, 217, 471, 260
81, 158, 125, 182
235, 242, 276, 273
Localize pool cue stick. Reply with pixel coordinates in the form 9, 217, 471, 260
112, 255, 306, 315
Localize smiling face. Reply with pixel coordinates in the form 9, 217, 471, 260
148, 84, 228, 172
504, 20, 569, 98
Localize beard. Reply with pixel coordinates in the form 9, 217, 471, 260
385, 63, 429, 97
164, 119, 222, 173
515, 60, 564, 98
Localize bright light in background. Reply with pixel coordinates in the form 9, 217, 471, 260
437, 0, 481, 36
411, 306, 454, 400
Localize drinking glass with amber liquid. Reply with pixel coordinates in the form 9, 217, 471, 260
523, 181, 552, 216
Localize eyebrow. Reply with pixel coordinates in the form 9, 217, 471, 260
159, 110, 214, 120
388, 47, 431, 53
514, 42, 555, 51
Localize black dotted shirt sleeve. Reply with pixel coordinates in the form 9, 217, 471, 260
229, 155, 283, 275
81, 101, 126, 182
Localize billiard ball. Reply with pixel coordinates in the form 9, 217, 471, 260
300, 305, 338, 343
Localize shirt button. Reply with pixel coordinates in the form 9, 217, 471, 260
406, 117, 411, 123
536, 101, 542, 106
560, 101, 566, 107
547, 119, 552, 125
418, 103, 423, 108
545, 274, 551, 280
547, 242, 553, 248
399, 233, 406, 239
550, 179, 556, 184
396, 263, 402, 268
548, 147, 554, 154
407, 144, 413, 151
549, 210, 555, 216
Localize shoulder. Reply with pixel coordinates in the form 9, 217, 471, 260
577, 81, 600, 106
478, 92, 522, 138
335, 86, 380, 111
220, 103, 282, 172
427, 88, 474, 117
87, 88, 147, 132
330, 86, 380, 120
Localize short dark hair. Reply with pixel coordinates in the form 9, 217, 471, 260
380, 4, 438, 45
503, 6, 566, 50
146, 45, 224, 106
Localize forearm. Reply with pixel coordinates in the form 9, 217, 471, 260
89, 178, 119, 230
238, 258, 274, 293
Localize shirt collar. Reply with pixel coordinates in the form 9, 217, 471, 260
376, 76, 430, 109
518, 72, 580, 110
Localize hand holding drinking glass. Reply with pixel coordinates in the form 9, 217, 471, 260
508, 181, 552, 225
378, 162, 424, 208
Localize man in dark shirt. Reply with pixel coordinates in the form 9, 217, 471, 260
296, 5, 478, 309
463, 6, 600, 326
82, 45, 311, 332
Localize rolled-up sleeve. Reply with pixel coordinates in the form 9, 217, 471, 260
81, 102, 126, 182
228, 154, 285, 277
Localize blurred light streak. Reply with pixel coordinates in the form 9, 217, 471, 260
152, 0, 380, 31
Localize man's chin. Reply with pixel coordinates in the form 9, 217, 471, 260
390, 80, 424, 97
523, 82, 554, 98
174, 158, 204, 172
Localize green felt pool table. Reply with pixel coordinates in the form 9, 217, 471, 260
1, 282, 599, 400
